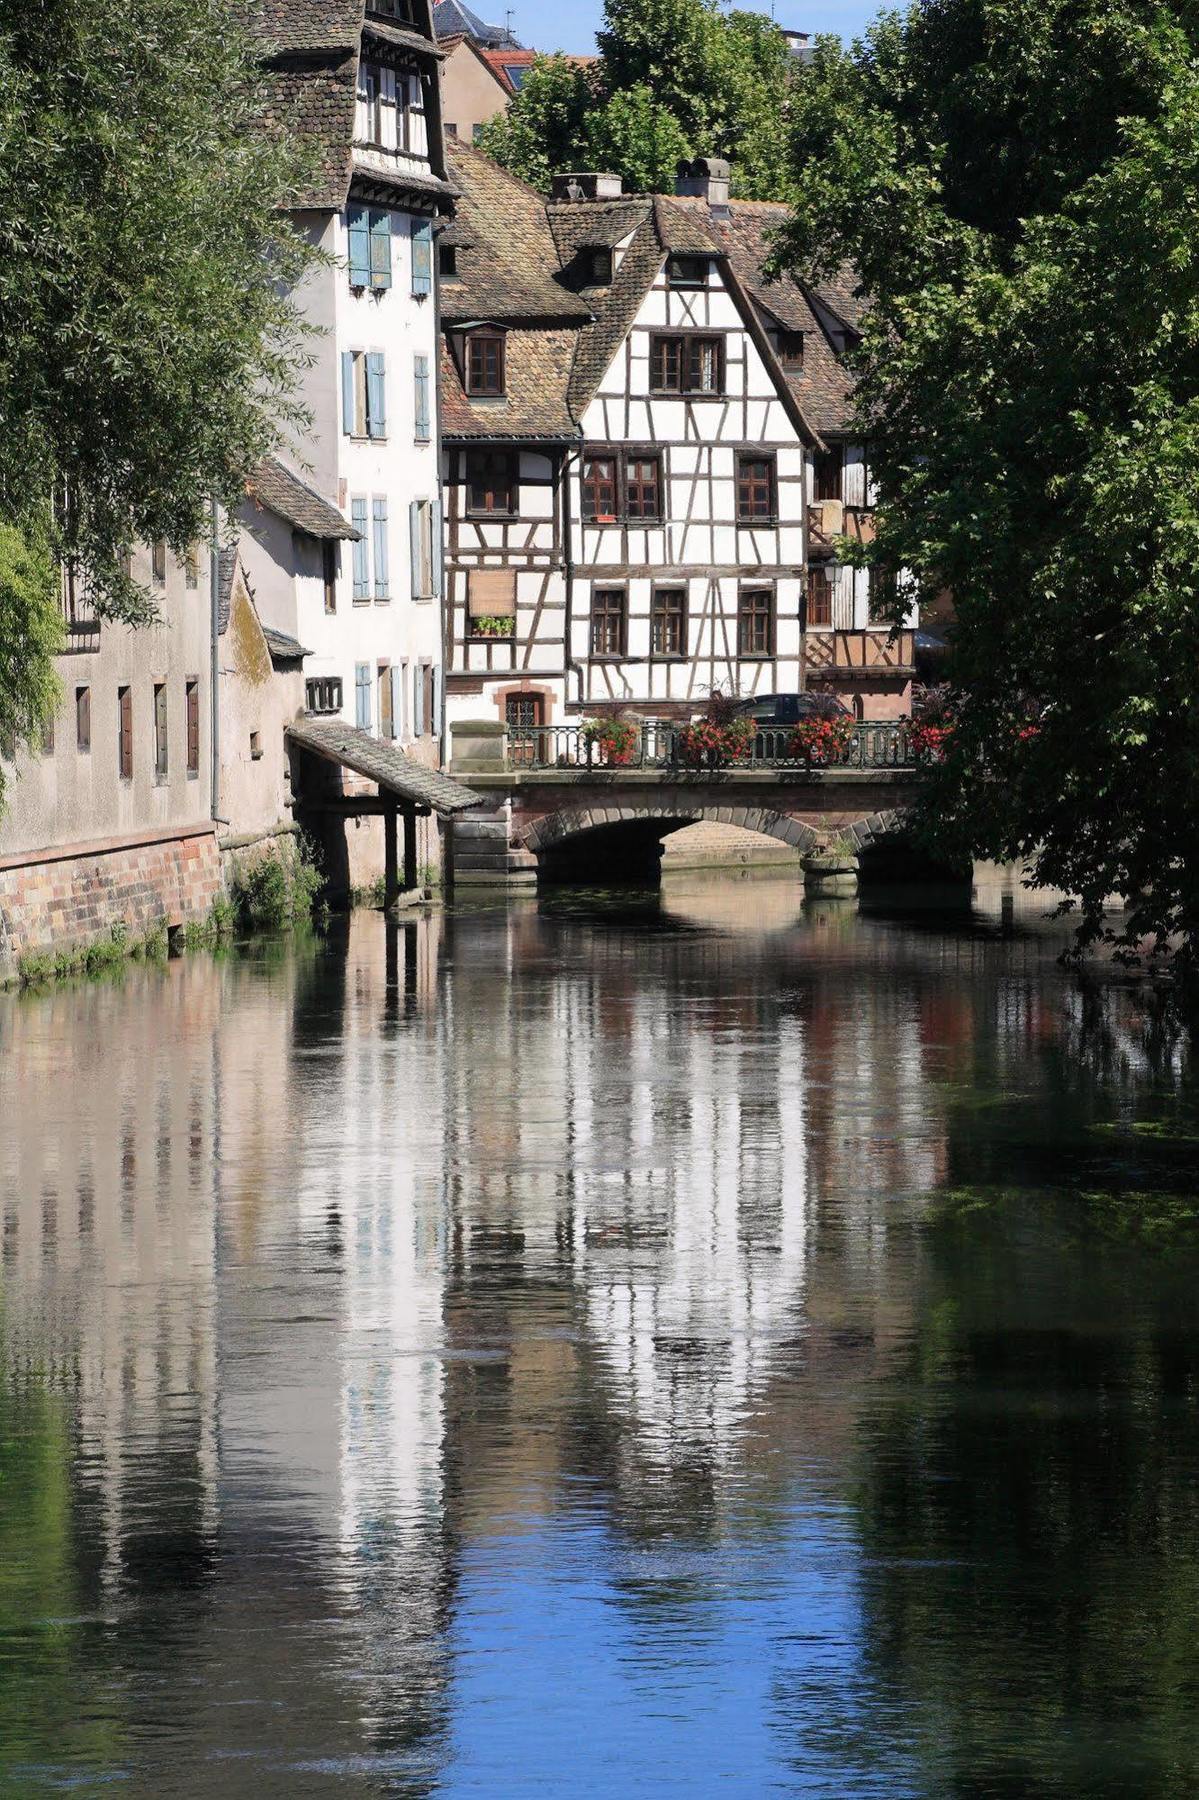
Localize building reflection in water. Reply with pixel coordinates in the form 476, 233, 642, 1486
0, 893, 1193, 1793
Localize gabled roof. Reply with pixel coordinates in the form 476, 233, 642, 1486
433, 0, 519, 47
261, 624, 310, 662
247, 456, 360, 540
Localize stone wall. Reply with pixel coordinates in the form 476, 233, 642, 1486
0, 825, 221, 975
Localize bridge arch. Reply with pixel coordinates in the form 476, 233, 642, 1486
520, 803, 908, 877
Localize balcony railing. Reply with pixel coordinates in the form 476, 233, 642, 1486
506, 720, 914, 772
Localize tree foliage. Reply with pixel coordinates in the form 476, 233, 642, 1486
777, 1, 1199, 964
0, 0, 317, 791
477, 0, 795, 198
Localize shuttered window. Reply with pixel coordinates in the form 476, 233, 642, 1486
351, 498, 370, 600
372, 498, 389, 600
342, 351, 386, 438
412, 663, 424, 736
369, 210, 392, 288
117, 685, 133, 779
738, 587, 774, 657
347, 206, 371, 286
76, 685, 91, 754
355, 662, 371, 730
414, 353, 430, 442
151, 539, 167, 584
186, 680, 200, 775
379, 662, 394, 738
411, 221, 433, 296
807, 565, 833, 626
366, 352, 386, 438
154, 682, 168, 779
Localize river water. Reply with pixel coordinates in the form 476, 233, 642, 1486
1, 875, 1198, 1798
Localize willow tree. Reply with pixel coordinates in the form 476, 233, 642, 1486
0, 0, 316, 794
777, 2, 1199, 963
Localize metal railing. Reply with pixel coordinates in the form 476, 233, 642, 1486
506, 720, 915, 772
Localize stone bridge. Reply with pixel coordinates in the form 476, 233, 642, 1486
449, 761, 916, 887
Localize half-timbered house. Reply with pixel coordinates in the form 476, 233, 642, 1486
441, 146, 914, 737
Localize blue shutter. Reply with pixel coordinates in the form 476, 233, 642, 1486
432, 664, 443, 739
341, 351, 355, 436
351, 498, 369, 599
369, 210, 392, 290
390, 665, 402, 740
347, 206, 371, 287
413, 664, 425, 736
355, 662, 371, 729
366, 351, 386, 440
411, 221, 433, 297
372, 498, 389, 599
413, 354, 430, 442
431, 496, 443, 598
409, 499, 422, 599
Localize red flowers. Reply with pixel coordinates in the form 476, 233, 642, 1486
789, 715, 855, 765
581, 717, 639, 766
910, 720, 954, 762
676, 716, 756, 768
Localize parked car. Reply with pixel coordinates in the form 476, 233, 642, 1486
730, 692, 852, 725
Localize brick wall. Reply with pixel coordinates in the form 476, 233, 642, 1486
0, 828, 221, 974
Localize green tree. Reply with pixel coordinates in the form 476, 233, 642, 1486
777, 3, 1199, 964
0, 0, 316, 793
478, 0, 794, 199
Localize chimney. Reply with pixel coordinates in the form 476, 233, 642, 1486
675, 156, 731, 214
550, 171, 624, 202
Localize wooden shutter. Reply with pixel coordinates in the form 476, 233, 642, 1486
411, 222, 433, 297
467, 568, 515, 619
372, 497, 389, 599
431, 496, 443, 597
341, 352, 355, 436
118, 686, 132, 779
351, 498, 369, 598
380, 663, 394, 737
186, 681, 199, 774
391, 665, 404, 740
347, 206, 371, 287
366, 352, 386, 439
409, 499, 422, 598
413, 354, 430, 441
369, 209, 392, 289
431, 664, 443, 738
355, 662, 371, 729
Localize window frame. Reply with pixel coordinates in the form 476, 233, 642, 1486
590, 586, 628, 659
465, 448, 519, 518
649, 332, 725, 396
305, 676, 343, 716
650, 586, 687, 660
665, 254, 710, 289
185, 679, 200, 776
806, 564, 833, 627
737, 585, 776, 659
153, 681, 168, 781
775, 330, 804, 370
117, 685, 133, 780
581, 448, 663, 523
624, 451, 662, 522
465, 329, 506, 397
735, 451, 777, 526
813, 446, 843, 502
75, 685, 91, 754
580, 452, 619, 523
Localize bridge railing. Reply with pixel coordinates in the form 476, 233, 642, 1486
506, 720, 915, 771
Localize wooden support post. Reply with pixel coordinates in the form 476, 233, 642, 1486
402, 803, 418, 895
384, 801, 400, 913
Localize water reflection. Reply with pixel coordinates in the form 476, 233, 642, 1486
0, 886, 1196, 1795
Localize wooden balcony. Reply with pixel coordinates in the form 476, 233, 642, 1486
805, 628, 914, 681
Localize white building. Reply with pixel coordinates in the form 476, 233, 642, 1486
250, 0, 454, 761
440, 148, 915, 739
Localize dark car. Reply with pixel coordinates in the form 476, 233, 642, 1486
730, 692, 851, 725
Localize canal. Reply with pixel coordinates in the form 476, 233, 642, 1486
1, 874, 1198, 1797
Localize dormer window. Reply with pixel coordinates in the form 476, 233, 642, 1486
368, 0, 416, 20
666, 254, 710, 289
584, 246, 612, 285
439, 243, 458, 278
465, 330, 505, 397
356, 60, 425, 155
775, 330, 804, 370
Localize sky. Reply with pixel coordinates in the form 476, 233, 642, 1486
498, 0, 883, 56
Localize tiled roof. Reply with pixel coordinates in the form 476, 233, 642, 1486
247, 457, 360, 540
440, 329, 579, 439
261, 624, 310, 662
254, 0, 363, 55
442, 142, 591, 323
286, 717, 483, 813
565, 213, 663, 418
433, 0, 518, 46
258, 58, 358, 211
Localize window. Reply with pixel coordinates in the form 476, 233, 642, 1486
184, 544, 200, 588
439, 242, 458, 278
591, 587, 626, 657
347, 205, 392, 291
370, 0, 416, 21
372, 498, 390, 600
444, 121, 458, 139
356, 60, 401, 147
472, 123, 485, 144
775, 330, 804, 370
625, 454, 661, 521
651, 588, 686, 658
306, 676, 343, 715
581, 453, 618, 522
650, 334, 723, 394
666, 254, 709, 288
117, 685, 133, 779
814, 447, 842, 502
351, 498, 370, 600
869, 565, 898, 624
736, 453, 776, 523
423, 663, 437, 737
414, 353, 431, 442
465, 330, 505, 396
409, 498, 441, 599
806, 565, 832, 626
323, 541, 338, 614
341, 350, 387, 439
413, 662, 425, 736
466, 449, 518, 516
355, 662, 371, 730
411, 221, 433, 297
738, 587, 774, 657
379, 662, 394, 738
186, 680, 200, 775
153, 682, 168, 779
76, 685, 91, 754
249, 730, 263, 761
584, 246, 612, 285
467, 568, 516, 635
151, 539, 167, 584
60, 557, 97, 636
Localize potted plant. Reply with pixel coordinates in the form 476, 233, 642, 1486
580, 715, 640, 766
788, 695, 855, 765
910, 683, 956, 762
472, 614, 515, 639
